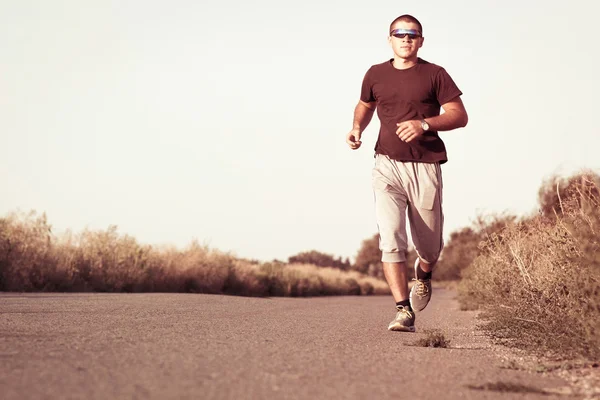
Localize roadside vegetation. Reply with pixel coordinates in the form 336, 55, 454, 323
455, 171, 600, 362
0, 213, 388, 296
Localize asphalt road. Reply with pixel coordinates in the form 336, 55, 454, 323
0, 289, 571, 399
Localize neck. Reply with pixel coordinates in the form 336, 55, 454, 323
392, 56, 418, 70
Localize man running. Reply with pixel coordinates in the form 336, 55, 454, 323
346, 14, 468, 332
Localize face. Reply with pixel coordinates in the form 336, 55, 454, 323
388, 21, 424, 60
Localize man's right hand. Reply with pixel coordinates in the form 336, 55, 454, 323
346, 129, 362, 150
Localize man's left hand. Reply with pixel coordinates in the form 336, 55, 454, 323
396, 120, 424, 143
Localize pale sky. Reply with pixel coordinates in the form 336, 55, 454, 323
1, 0, 598, 262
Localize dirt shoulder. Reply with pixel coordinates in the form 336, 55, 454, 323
433, 281, 600, 399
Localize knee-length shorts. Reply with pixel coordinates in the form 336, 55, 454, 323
372, 154, 444, 264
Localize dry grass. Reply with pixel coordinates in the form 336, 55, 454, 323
413, 329, 451, 348
0, 211, 389, 297
435, 214, 515, 281
254, 262, 389, 297
467, 382, 548, 395
458, 173, 600, 362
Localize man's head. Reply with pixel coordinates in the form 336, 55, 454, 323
389, 15, 423, 36
388, 14, 424, 61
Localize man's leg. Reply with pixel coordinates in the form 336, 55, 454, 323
382, 262, 409, 302
383, 261, 416, 332
383, 261, 415, 332
418, 259, 435, 273
406, 162, 444, 312
373, 155, 415, 331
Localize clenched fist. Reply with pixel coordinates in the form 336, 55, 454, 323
396, 120, 425, 143
346, 129, 362, 150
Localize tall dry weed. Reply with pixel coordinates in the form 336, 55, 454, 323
0, 211, 55, 291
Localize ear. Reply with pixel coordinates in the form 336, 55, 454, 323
419, 37, 425, 48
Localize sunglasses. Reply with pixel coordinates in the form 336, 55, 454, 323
390, 29, 422, 39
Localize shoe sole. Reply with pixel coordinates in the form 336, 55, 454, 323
388, 325, 416, 332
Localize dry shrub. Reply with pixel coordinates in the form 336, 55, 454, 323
75, 226, 153, 292
257, 262, 389, 297
158, 242, 236, 294
538, 171, 600, 218
458, 172, 600, 361
0, 211, 56, 291
288, 250, 352, 270
435, 214, 515, 281
222, 260, 269, 297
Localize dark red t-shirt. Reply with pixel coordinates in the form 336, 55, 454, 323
360, 58, 463, 164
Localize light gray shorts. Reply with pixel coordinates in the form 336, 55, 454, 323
372, 154, 444, 264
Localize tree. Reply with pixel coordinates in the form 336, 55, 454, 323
354, 233, 418, 280
354, 234, 381, 275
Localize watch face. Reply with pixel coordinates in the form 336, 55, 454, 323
422, 121, 429, 131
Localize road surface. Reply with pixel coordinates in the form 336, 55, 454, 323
0, 289, 571, 399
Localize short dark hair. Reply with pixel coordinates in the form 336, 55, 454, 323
389, 14, 423, 36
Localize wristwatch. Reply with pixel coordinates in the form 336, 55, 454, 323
420, 119, 430, 131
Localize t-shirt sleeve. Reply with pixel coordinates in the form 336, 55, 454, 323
360, 68, 376, 103
435, 67, 463, 105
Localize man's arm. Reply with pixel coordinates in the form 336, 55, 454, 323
346, 100, 376, 150
396, 97, 468, 143
424, 97, 468, 132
